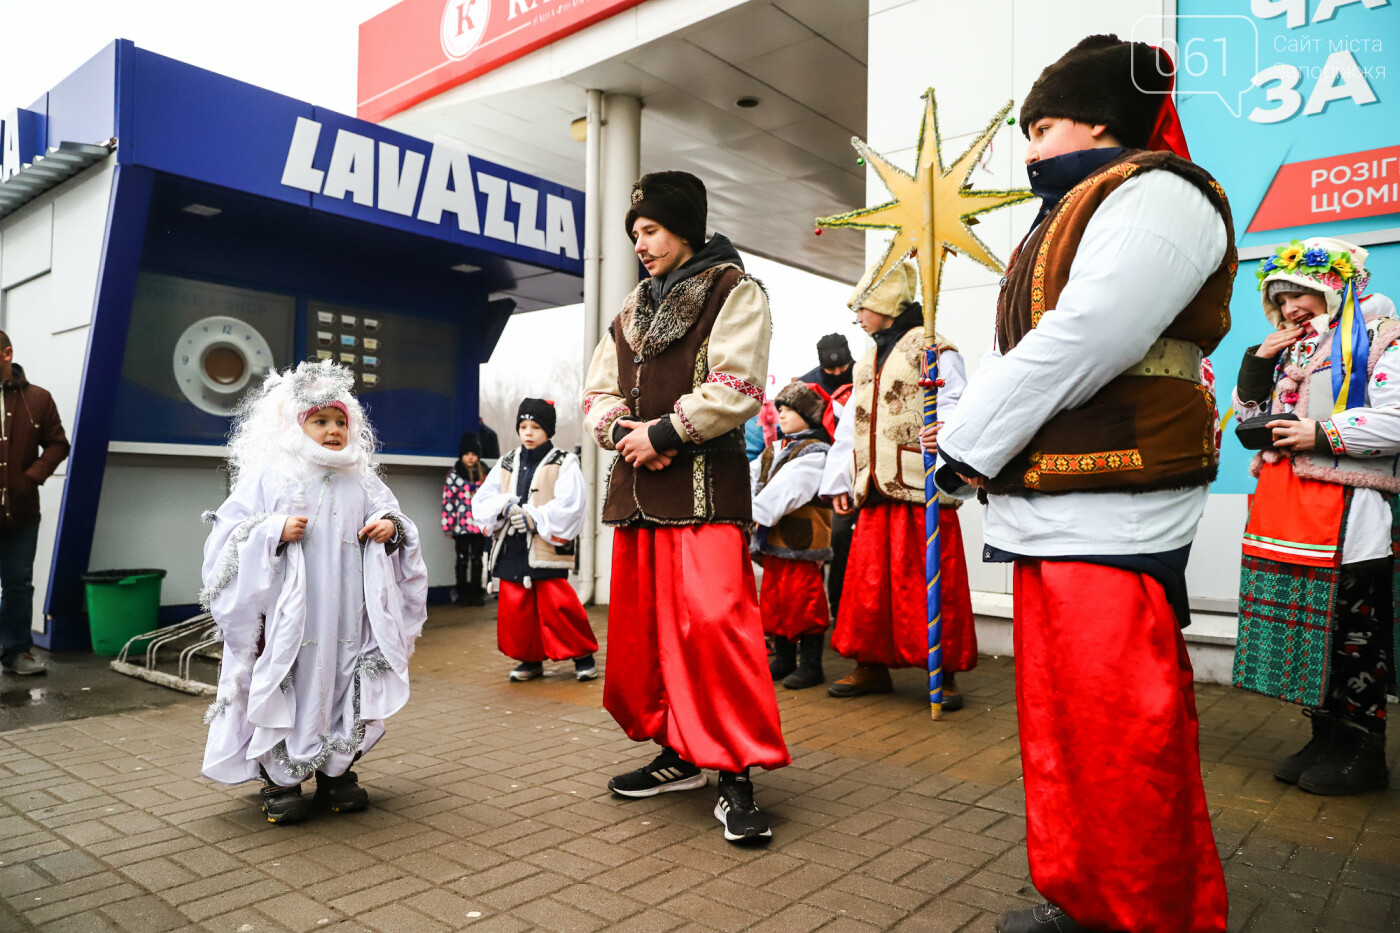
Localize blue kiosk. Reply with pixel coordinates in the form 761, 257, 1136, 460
0, 40, 584, 650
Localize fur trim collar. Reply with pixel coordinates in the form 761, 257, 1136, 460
619, 262, 743, 361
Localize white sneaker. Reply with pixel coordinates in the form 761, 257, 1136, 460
509, 662, 543, 681
2, 653, 47, 675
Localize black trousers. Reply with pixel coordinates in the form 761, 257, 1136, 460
825, 510, 856, 619
454, 533, 487, 596
1325, 557, 1393, 733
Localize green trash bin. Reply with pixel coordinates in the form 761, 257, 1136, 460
83, 569, 168, 656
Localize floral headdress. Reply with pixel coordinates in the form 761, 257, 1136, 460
1256, 236, 1370, 325
1258, 236, 1371, 413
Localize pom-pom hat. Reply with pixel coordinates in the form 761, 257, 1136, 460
516, 398, 557, 438
1257, 236, 1370, 327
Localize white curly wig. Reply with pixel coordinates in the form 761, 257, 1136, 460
225, 360, 380, 501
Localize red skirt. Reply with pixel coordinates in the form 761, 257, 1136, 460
605, 524, 790, 773
831, 502, 977, 671
497, 578, 597, 662
1013, 560, 1228, 933
759, 555, 830, 639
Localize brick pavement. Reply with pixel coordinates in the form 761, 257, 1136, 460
0, 605, 1396, 932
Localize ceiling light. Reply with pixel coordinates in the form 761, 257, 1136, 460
182, 203, 221, 217
451, 262, 481, 273
569, 117, 588, 143
736, 97, 760, 109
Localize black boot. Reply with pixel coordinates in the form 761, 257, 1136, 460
314, 768, 369, 813
769, 637, 797, 681
1275, 708, 1339, 784
1297, 721, 1390, 795
782, 634, 825, 689
259, 767, 311, 825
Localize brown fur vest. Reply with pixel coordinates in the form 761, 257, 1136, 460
602, 263, 753, 526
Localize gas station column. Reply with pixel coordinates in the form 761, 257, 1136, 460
585, 92, 640, 604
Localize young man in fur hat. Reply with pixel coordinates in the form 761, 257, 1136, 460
753, 381, 836, 689
819, 258, 978, 704
582, 171, 789, 844
473, 399, 597, 682
932, 35, 1233, 933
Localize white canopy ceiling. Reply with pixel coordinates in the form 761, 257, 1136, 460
383, 0, 870, 284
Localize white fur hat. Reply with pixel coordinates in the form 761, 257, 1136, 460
848, 257, 918, 318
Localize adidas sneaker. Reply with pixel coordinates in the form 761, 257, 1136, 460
608, 748, 706, 797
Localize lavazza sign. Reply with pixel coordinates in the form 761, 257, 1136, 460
279, 115, 581, 259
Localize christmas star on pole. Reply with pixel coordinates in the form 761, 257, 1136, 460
817, 90, 1033, 721
817, 89, 1034, 320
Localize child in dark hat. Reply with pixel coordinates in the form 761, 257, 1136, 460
441, 432, 488, 606
751, 382, 835, 690
472, 399, 597, 682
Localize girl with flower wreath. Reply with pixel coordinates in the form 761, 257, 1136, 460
1233, 235, 1397, 796
199, 360, 428, 824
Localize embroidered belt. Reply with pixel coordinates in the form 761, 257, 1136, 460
1123, 337, 1204, 383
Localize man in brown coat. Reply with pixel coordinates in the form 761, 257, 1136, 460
0, 331, 70, 675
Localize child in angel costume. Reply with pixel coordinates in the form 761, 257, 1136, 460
200, 361, 427, 825
472, 398, 597, 682
753, 381, 836, 690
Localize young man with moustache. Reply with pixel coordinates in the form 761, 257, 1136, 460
582, 171, 789, 844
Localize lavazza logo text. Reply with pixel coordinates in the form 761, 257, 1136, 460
441, 0, 490, 60
280, 116, 581, 261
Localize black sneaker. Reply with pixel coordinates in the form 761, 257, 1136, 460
608, 748, 706, 797
574, 655, 599, 681
315, 769, 369, 813
259, 781, 311, 825
995, 903, 1097, 933
714, 773, 771, 844
509, 661, 544, 681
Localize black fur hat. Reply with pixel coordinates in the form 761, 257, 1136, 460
1019, 35, 1172, 149
516, 398, 557, 438
458, 431, 482, 457
625, 171, 707, 251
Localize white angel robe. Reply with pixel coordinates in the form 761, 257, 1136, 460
200, 467, 428, 786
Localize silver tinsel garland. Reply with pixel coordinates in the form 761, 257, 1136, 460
197, 512, 271, 610
356, 650, 392, 679
203, 698, 228, 724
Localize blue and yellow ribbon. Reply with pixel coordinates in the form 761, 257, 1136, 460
1330, 279, 1368, 414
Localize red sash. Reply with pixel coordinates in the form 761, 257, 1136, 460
1241, 459, 1345, 569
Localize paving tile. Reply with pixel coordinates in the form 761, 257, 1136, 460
0, 609, 1393, 933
